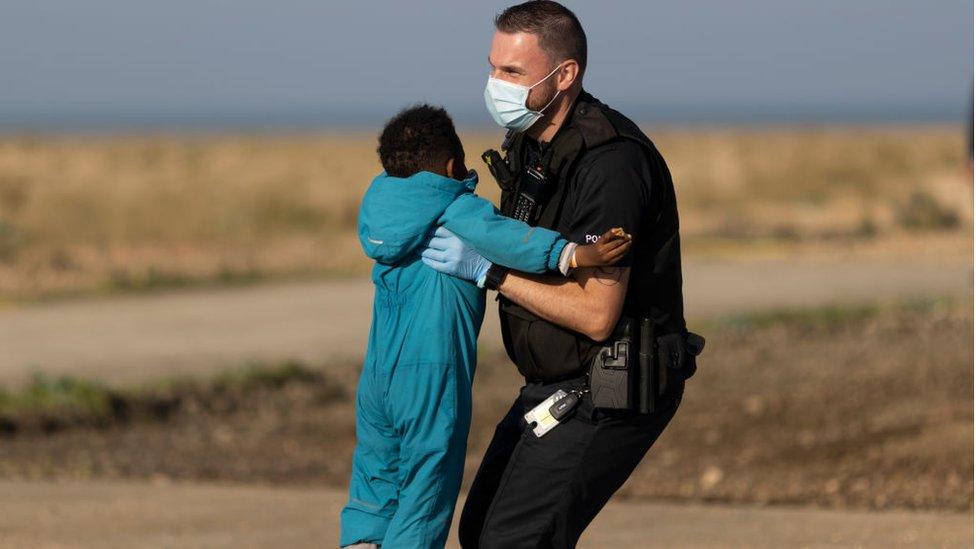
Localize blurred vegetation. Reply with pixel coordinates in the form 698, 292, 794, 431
0, 371, 118, 426
895, 189, 961, 230
209, 359, 321, 392
0, 359, 342, 436
705, 296, 957, 332
0, 127, 968, 299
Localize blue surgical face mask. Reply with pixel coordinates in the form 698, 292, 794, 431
484, 64, 562, 132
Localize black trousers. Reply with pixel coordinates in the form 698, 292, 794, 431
459, 374, 683, 549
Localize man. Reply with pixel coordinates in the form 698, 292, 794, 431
421, 2, 700, 547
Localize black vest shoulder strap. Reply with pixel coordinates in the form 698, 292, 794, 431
534, 91, 655, 229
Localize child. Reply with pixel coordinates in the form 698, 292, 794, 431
340, 105, 629, 549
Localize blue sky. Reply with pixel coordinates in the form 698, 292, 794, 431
0, 1, 971, 129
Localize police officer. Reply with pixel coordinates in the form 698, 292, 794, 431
422, 2, 696, 547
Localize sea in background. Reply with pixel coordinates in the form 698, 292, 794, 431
0, 99, 969, 133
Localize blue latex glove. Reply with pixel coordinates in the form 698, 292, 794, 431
421, 226, 492, 285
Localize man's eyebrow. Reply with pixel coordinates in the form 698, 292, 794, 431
488, 56, 524, 74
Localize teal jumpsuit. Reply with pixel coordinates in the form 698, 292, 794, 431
340, 170, 567, 548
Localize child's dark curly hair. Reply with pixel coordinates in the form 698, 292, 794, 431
377, 104, 464, 178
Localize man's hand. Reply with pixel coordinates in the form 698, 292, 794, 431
421, 226, 492, 283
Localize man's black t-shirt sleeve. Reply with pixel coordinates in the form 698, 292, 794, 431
563, 140, 651, 268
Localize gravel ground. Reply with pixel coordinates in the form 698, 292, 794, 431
1, 299, 970, 512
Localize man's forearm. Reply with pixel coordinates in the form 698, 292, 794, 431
496, 267, 629, 341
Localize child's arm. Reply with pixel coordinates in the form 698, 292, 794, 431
437, 193, 632, 274
437, 193, 565, 273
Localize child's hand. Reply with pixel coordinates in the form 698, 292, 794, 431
572, 227, 632, 268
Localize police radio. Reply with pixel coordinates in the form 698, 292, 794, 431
481, 149, 552, 224
512, 165, 549, 223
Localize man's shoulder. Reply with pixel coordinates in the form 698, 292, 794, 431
571, 138, 652, 194
571, 105, 667, 193
577, 93, 663, 154
577, 138, 648, 168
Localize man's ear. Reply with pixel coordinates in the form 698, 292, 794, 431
446, 157, 456, 178
557, 60, 580, 92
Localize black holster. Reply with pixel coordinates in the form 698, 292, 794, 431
589, 317, 704, 414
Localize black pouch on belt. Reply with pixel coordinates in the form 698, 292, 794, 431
640, 328, 706, 414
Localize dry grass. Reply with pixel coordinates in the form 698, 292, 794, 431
659, 126, 971, 241
0, 126, 969, 299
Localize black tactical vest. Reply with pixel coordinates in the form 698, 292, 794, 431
493, 91, 686, 381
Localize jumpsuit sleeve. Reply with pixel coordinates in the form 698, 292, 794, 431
438, 193, 567, 273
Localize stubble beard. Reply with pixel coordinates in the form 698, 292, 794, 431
526, 79, 560, 113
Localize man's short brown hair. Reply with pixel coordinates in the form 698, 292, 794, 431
495, 1, 587, 75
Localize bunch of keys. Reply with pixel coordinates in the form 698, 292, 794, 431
523, 388, 584, 437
